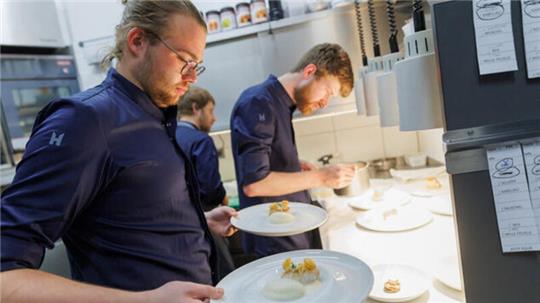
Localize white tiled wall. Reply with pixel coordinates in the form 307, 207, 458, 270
417, 128, 445, 163
212, 112, 421, 181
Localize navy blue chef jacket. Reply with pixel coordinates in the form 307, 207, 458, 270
175, 121, 226, 211
0, 69, 217, 291
230, 75, 319, 257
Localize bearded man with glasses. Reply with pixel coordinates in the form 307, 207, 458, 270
1, 1, 235, 302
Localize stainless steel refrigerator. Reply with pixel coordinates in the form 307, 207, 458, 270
432, 1, 540, 302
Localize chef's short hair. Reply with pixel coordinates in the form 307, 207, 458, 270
177, 87, 215, 117
101, 0, 206, 69
291, 43, 354, 97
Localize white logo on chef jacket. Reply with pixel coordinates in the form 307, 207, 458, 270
258, 113, 266, 122
49, 131, 65, 146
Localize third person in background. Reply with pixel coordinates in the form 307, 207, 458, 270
176, 86, 236, 280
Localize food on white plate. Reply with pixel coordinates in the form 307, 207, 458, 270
383, 279, 401, 293
382, 208, 398, 221
282, 257, 320, 284
269, 200, 295, 224
262, 277, 305, 301
371, 189, 384, 201
269, 200, 290, 215
426, 176, 442, 190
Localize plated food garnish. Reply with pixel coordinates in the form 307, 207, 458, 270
426, 176, 442, 190
269, 200, 295, 224
282, 257, 321, 284
262, 257, 321, 301
269, 200, 290, 215
383, 279, 401, 293
382, 208, 398, 221
371, 190, 384, 201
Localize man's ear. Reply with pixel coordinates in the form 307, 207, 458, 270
192, 103, 200, 115
125, 27, 149, 58
303, 63, 317, 79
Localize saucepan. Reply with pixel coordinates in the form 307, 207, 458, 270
334, 161, 370, 197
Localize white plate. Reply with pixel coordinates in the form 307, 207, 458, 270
231, 202, 328, 237
415, 195, 453, 216
410, 187, 449, 197
433, 255, 462, 291
356, 204, 433, 232
369, 264, 429, 302
348, 188, 411, 211
212, 249, 374, 303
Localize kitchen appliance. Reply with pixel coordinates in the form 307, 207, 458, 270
1, 54, 80, 151
0, 0, 67, 48
376, 0, 403, 127
363, 0, 384, 116
0, 102, 15, 167
394, 0, 443, 131
432, 1, 540, 302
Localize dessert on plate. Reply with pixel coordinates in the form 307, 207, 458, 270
262, 257, 321, 301
268, 200, 295, 224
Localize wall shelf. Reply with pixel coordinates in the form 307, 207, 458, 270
206, 9, 334, 45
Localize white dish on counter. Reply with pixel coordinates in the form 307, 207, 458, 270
231, 202, 328, 237
369, 264, 429, 302
411, 187, 449, 198
347, 188, 411, 211
433, 255, 463, 291
211, 249, 374, 303
414, 195, 453, 216
356, 204, 433, 232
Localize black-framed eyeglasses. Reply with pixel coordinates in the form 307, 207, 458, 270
147, 32, 206, 76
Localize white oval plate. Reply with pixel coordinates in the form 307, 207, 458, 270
369, 264, 429, 302
415, 195, 453, 216
356, 204, 433, 232
347, 188, 412, 211
211, 249, 374, 303
433, 255, 463, 291
231, 202, 328, 237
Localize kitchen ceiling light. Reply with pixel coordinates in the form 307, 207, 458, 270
376, 0, 403, 127
394, 28, 443, 131
377, 52, 402, 127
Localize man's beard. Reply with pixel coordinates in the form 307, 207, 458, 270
199, 112, 212, 133
294, 84, 314, 115
136, 51, 179, 108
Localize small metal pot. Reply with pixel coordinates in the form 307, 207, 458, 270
334, 161, 371, 197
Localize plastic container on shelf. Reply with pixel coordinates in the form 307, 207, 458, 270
236, 2, 252, 27
268, 0, 284, 21
306, 0, 330, 12
220, 7, 237, 31
250, 0, 268, 24
284, 0, 306, 17
205, 10, 221, 33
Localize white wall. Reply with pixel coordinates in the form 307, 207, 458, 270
417, 128, 445, 164
56, 0, 124, 90
212, 112, 420, 181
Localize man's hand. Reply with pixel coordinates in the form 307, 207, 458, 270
205, 206, 238, 237
318, 164, 356, 189
300, 160, 318, 171
143, 281, 224, 303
